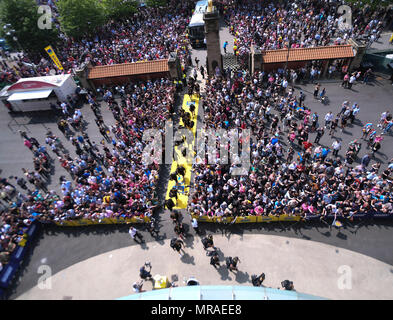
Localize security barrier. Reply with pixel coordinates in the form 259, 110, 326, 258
53, 216, 151, 227
0, 262, 19, 289
0, 220, 42, 291
191, 212, 392, 224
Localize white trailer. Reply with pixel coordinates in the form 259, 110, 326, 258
1, 74, 78, 112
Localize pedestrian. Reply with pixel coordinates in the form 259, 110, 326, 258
18, 130, 28, 139
332, 140, 341, 157
129, 226, 143, 242
195, 57, 200, 68
324, 111, 333, 128
329, 117, 338, 136
132, 280, 144, 293
200, 65, 205, 79
341, 73, 349, 88
210, 253, 220, 269
226, 256, 240, 272
170, 237, 185, 256
191, 218, 199, 234
281, 280, 295, 291
299, 91, 305, 106
314, 126, 324, 144
252, 273, 265, 287
313, 83, 320, 98
139, 263, 152, 280
174, 221, 186, 239
148, 217, 158, 236
340, 114, 348, 132
361, 154, 371, 167
223, 41, 228, 54
348, 74, 356, 89
202, 234, 215, 250
24, 138, 33, 151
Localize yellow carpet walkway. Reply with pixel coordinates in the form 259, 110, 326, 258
165, 93, 200, 209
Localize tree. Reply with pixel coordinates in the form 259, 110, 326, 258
145, 0, 168, 7
0, 0, 60, 57
102, 0, 138, 20
57, 0, 107, 39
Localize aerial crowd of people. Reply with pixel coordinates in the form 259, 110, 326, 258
0, 78, 176, 268
221, 0, 388, 60
189, 67, 393, 221
1, 0, 393, 278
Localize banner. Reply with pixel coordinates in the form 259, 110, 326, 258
53, 217, 149, 227
235, 216, 257, 223
278, 215, 301, 222
44, 45, 64, 71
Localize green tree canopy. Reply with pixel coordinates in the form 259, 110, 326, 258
0, 0, 60, 57
145, 0, 168, 8
102, 0, 138, 20
57, 0, 107, 39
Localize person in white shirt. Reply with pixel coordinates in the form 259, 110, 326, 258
129, 226, 143, 242
348, 75, 356, 89
332, 140, 341, 157
191, 218, 199, 234
324, 111, 333, 128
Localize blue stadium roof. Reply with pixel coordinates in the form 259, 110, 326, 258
118, 285, 327, 300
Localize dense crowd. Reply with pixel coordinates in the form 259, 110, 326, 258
1, 0, 194, 87
221, 0, 388, 57
189, 68, 393, 220
0, 78, 175, 266
56, 3, 193, 71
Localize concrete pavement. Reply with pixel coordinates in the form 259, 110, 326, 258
15, 233, 393, 300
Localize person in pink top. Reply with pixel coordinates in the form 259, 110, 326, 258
24, 139, 33, 150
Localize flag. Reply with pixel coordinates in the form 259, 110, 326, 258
44, 45, 64, 71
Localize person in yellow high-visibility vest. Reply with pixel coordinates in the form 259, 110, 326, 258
103, 195, 111, 204
233, 45, 238, 55
390, 33, 393, 44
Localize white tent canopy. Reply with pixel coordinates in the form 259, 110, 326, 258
7, 89, 53, 102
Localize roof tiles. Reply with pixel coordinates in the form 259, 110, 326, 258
262, 45, 355, 64
88, 59, 169, 79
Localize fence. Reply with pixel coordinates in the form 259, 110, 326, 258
191, 211, 393, 224
0, 221, 42, 292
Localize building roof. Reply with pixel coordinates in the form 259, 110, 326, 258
88, 60, 169, 80
261, 45, 355, 64
7, 74, 72, 92
118, 285, 327, 300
